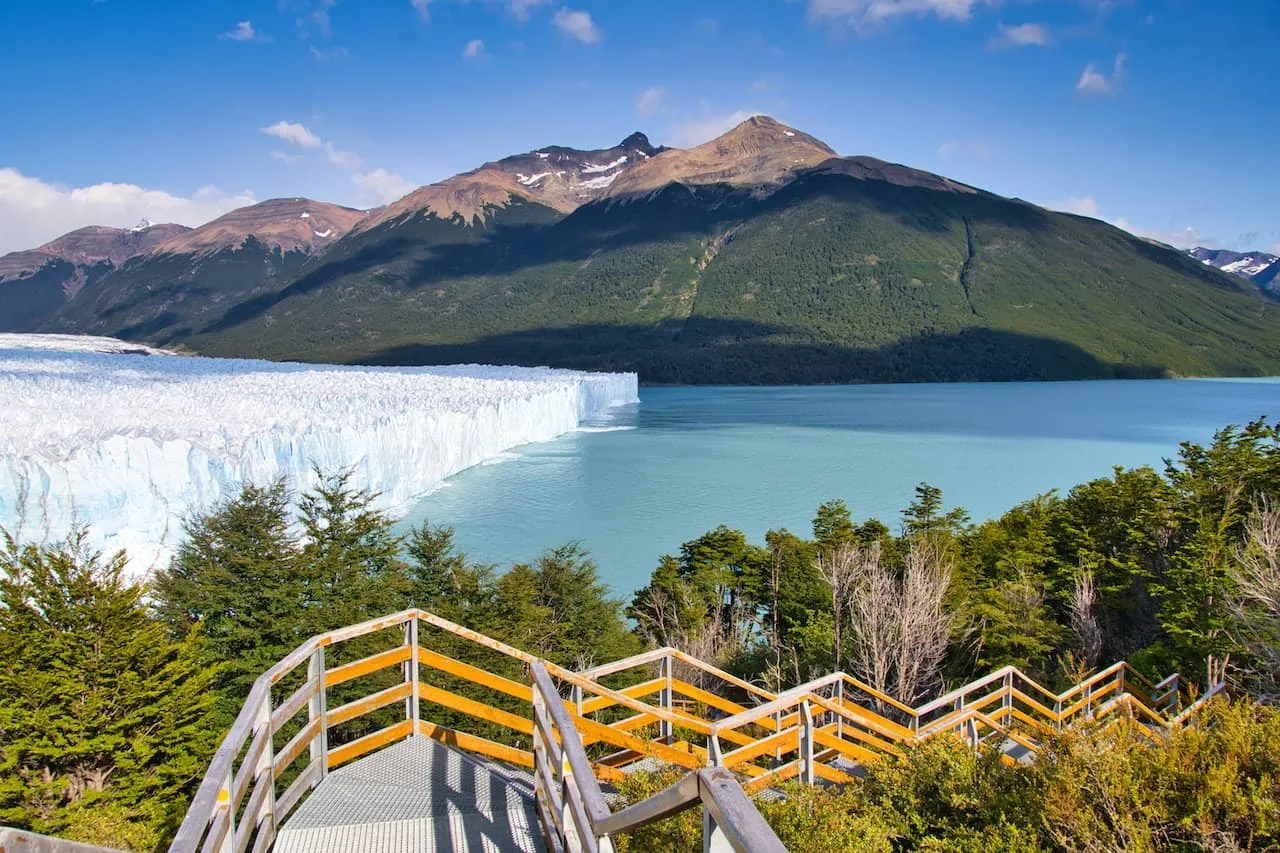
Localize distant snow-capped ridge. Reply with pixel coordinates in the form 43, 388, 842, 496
1189, 246, 1280, 290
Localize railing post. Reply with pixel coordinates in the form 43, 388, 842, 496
703, 807, 732, 853
1084, 679, 1094, 721
799, 701, 815, 786
218, 765, 236, 853
308, 646, 328, 781
1002, 672, 1014, 724
573, 683, 584, 718
659, 654, 674, 742
531, 686, 554, 848
405, 617, 420, 732
561, 751, 582, 853
255, 697, 278, 842
709, 735, 723, 768
1117, 666, 1126, 702
835, 679, 844, 740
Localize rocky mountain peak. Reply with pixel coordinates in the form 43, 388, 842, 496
152, 198, 367, 257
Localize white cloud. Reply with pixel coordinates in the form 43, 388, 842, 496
352, 170, 415, 206
989, 22, 1050, 48
1057, 196, 1103, 218
325, 142, 364, 170
671, 110, 760, 147
749, 79, 778, 93
220, 21, 264, 42
269, 151, 301, 165
554, 8, 601, 43
261, 121, 323, 149
636, 87, 665, 117
1076, 52, 1125, 96
508, 0, 551, 21
937, 139, 990, 160
463, 39, 487, 58
807, 0, 992, 31
0, 168, 255, 255
411, 0, 432, 21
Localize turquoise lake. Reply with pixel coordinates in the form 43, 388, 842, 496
403, 379, 1280, 596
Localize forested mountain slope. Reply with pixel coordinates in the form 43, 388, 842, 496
22, 117, 1280, 383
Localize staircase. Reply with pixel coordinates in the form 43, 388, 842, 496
3, 609, 1230, 853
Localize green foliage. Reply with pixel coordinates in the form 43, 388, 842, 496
614, 702, 1280, 853
0, 529, 219, 848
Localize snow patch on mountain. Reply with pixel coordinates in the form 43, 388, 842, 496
0, 336, 638, 574
581, 156, 628, 174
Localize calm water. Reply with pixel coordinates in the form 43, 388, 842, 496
403, 380, 1280, 596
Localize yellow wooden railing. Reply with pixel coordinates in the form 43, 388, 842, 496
156, 609, 1226, 853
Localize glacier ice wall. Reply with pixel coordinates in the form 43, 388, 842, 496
0, 335, 638, 573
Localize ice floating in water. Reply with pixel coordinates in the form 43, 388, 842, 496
0, 335, 638, 574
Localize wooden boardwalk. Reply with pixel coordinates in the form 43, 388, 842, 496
273, 736, 542, 853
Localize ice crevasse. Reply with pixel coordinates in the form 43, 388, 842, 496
0, 335, 639, 573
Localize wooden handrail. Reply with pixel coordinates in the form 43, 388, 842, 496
165, 607, 1224, 853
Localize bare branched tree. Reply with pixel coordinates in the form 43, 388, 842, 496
1228, 500, 1280, 702
895, 536, 955, 705
816, 542, 876, 672
1071, 569, 1104, 669
843, 536, 956, 704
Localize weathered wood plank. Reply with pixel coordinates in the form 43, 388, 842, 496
415, 720, 534, 768
323, 645, 412, 688
327, 681, 413, 727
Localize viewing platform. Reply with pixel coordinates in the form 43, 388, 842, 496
1, 609, 1228, 853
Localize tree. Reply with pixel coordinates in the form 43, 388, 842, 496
1228, 500, 1280, 701
845, 536, 958, 704
0, 529, 219, 848
152, 479, 300, 720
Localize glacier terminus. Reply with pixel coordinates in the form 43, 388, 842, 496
0, 334, 639, 573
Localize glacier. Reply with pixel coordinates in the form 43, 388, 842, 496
0, 335, 638, 573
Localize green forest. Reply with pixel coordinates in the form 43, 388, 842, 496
3, 421, 1280, 850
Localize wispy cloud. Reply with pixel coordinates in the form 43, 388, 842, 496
220, 21, 266, 42
989, 22, 1050, 49
410, 0, 432, 22
310, 45, 351, 61
508, 0, 551, 21
325, 142, 363, 169
807, 0, 993, 32
0, 168, 256, 255
352, 169, 415, 206
937, 139, 990, 160
1076, 52, 1125, 96
463, 39, 487, 58
671, 110, 760, 147
749, 79, 779, 93
270, 151, 301, 165
636, 87, 665, 117
261, 121, 323, 149
554, 8, 601, 43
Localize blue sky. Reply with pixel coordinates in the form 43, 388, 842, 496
0, 0, 1275, 255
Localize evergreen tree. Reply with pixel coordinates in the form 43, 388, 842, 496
0, 529, 219, 849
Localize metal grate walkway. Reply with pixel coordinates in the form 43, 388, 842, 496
272, 736, 543, 853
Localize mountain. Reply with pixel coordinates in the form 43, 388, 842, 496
154, 198, 366, 256
0, 221, 190, 331
1189, 247, 1280, 292
11, 116, 1280, 383
36, 199, 366, 341
353, 132, 665, 233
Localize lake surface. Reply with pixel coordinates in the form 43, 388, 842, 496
402, 379, 1280, 597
